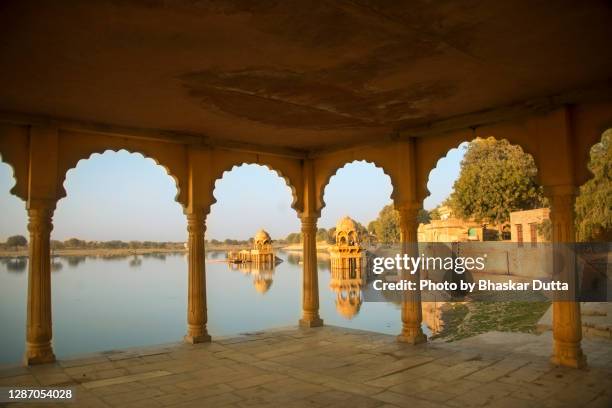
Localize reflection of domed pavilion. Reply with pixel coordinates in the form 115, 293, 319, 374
227, 229, 276, 294
228, 229, 275, 265
328, 216, 367, 319
229, 259, 275, 295
330, 275, 364, 319
253, 273, 274, 294
329, 216, 365, 270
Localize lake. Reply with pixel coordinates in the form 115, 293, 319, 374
0, 250, 418, 365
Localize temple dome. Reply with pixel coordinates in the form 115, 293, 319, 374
336, 216, 357, 233
254, 229, 272, 243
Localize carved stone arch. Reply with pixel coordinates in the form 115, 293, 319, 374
56, 130, 188, 207
568, 102, 612, 187
207, 149, 303, 219
416, 125, 543, 208
415, 131, 470, 205
0, 124, 29, 201
474, 123, 542, 184
314, 146, 400, 216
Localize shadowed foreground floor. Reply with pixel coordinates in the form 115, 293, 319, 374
1, 326, 611, 407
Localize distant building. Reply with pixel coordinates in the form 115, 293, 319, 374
418, 206, 485, 242
437, 205, 453, 220
509, 208, 550, 245
329, 217, 366, 270
227, 229, 276, 264
328, 216, 368, 319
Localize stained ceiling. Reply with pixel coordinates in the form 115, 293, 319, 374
1, 0, 611, 151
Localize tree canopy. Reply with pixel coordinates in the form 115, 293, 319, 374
368, 204, 400, 244
575, 130, 611, 241
6, 235, 27, 247
447, 137, 545, 224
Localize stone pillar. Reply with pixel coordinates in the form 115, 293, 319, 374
184, 211, 211, 343
299, 215, 323, 327
396, 205, 427, 344
546, 186, 586, 368
24, 200, 56, 365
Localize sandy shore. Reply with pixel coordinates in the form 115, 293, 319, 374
0, 242, 334, 258
281, 242, 331, 252
0, 243, 298, 258
0, 247, 188, 258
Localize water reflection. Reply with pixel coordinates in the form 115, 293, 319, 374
2, 257, 27, 273
285, 252, 301, 265
100, 254, 130, 261
51, 258, 63, 272
129, 255, 142, 267
227, 262, 276, 294
143, 253, 167, 261
66, 256, 86, 267
329, 264, 366, 320
422, 302, 445, 335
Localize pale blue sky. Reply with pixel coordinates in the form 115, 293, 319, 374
0, 144, 465, 241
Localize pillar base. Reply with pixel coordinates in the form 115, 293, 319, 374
299, 317, 324, 328
184, 325, 211, 344
397, 328, 427, 345
184, 333, 212, 344
24, 343, 56, 366
551, 341, 587, 368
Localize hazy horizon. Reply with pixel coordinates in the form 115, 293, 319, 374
0, 145, 465, 242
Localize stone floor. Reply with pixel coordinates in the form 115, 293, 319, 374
1, 326, 611, 407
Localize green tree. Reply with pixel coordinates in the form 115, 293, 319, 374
285, 232, 302, 244
316, 228, 328, 242
6, 235, 27, 248
50, 240, 64, 250
429, 208, 441, 220
447, 137, 545, 224
64, 238, 85, 248
326, 227, 336, 244
417, 209, 431, 224
575, 130, 611, 241
371, 204, 400, 244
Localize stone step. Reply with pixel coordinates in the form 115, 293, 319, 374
536, 303, 612, 341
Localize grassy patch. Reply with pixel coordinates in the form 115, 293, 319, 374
431, 292, 551, 342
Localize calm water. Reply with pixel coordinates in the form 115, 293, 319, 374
0, 251, 411, 365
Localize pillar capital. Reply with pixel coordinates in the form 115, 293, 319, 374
544, 184, 578, 244
542, 184, 578, 198
397, 207, 419, 227
300, 214, 318, 232
186, 211, 207, 233
27, 200, 55, 235
394, 200, 422, 211
395, 204, 421, 245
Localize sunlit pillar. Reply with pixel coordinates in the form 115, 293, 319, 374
299, 215, 323, 327
24, 199, 56, 365
396, 204, 427, 344
184, 210, 211, 343
546, 185, 586, 368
